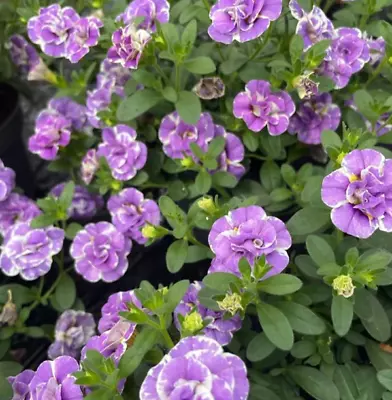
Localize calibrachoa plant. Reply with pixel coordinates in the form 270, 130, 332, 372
2, 0, 392, 398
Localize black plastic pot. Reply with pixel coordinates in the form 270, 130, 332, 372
0, 83, 35, 198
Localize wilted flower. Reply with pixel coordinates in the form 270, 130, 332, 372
27, 4, 79, 57
208, 0, 282, 44
8, 369, 35, 400
217, 292, 244, 316
70, 221, 132, 282
29, 356, 83, 399
367, 36, 386, 66
288, 93, 341, 145
193, 77, 226, 100
108, 188, 160, 244
8, 34, 40, 75
107, 24, 151, 69
0, 223, 64, 281
0, 159, 15, 202
175, 282, 242, 346
292, 73, 319, 99
28, 110, 72, 160
140, 336, 249, 399
0, 290, 17, 326
118, 0, 170, 32
321, 149, 392, 238
208, 205, 292, 278
233, 80, 295, 135
332, 275, 355, 298
97, 124, 147, 181
48, 310, 96, 360
158, 112, 215, 159
50, 183, 103, 220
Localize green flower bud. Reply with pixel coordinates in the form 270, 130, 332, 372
181, 157, 194, 168
332, 275, 355, 298
198, 196, 217, 214
217, 293, 243, 315
183, 311, 204, 333
141, 224, 167, 239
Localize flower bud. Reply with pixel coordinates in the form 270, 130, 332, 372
198, 196, 217, 214
180, 157, 194, 168
332, 275, 355, 298
0, 290, 17, 326
28, 59, 58, 84
336, 151, 347, 165
141, 224, 167, 239
182, 311, 204, 333
217, 293, 243, 316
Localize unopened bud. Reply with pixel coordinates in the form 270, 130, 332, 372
217, 293, 243, 315
332, 275, 355, 298
28, 59, 58, 84
142, 224, 167, 239
181, 157, 194, 168
336, 151, 347, 165
0, 290, 17, 326
183, 311, 204, 333
293, 73, 319, 99
198, 196, 217, 214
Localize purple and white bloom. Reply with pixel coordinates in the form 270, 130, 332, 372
322, 149, 392, 239
288, 93, 341, 145
118, 0, 170, 32
108, 188, 160, 244
8, 34, 40, 76
140, 336, 249, 400
28, 110, 71, 160
320, 28, 370, 89
208, 206, 292, 278
66, 16, 103, 63
289, 0, 334, 50
97, 125, 147, 181
367, 36, 386, 66
208, 0, 282, 44
175, 282, 242, 346
0, 223, 64, 281
48, 97, 89, 133
99, 59, 133, 97
107, 24, 151, 69
0, 193, 41, 236
8, 369, 35, 400
70, 221, 132, 283
212, 125, 246, 180
374, 113, 392, 136
27, 4, 79, 57
0, 160, 15, 202
158, 112, 215, 159
80, 149, 99, 185
48, 310, 96, 360
233, 80, 295, 135
50, 183, 103, 220
29, 356, 83, 399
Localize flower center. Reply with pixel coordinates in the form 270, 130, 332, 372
253, 238, 264, 249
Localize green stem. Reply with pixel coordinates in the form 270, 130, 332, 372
247, 25, 272, 64
201, 0, 210, 11
323, 0, 335, 15
187, 232, 210, 250
213, 185, 230, 200
175, 64, 181, 92
154, 63, 169, 84
365, 57, 387, 88
246, 153, 267, 161
159, 316, 174, 349
336, 229, 344, 243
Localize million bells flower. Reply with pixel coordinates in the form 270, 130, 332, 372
321, 149, 392, 238
8, 369, 35, 400
0, 159, 15, 202
8, 34, 40, 76
208, 205, 292, 278
140, 336, 249, 399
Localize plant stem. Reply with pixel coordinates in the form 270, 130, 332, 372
323, 0, 335, 15
202, 0, 210, 11
246, 153, 267, 161
175, 64, 181, 92
159, 316, 174, 349
213, 185, 230, 200
187, 232, 210, 250
247, 25, 272, 63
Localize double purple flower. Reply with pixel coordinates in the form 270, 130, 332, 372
322, 149, 392, 239
97, 125, 147, 181
70, 221, 132, 282
8, 369, 35, 400
0, 223, 64, 281
0, 159, 15, 202
99, 59, 133, 97
80, 149, 99, 185
8, 35, 41, 76
288, 93, 341, 145
233, 80, 295, 135
208, 206, 292, 278
208, 0, 282, 44
140, 336, 249, 399
367, 36, 386, 66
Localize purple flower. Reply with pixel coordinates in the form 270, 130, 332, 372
48, 97, 89, 133
48, 310, 96, 360
29, 356, 83, 400
8, 369, 35, 400
322, 149, 392, 239
28, 110, 71, 160
66, 17, 103, 63
0, 223, 64, 281
27, 4, 79, 57
8, 35, 40, 76
0, 159, 15, 202
320, 28, 370, 89
0, 193, 41, 236
108, 188, 160, 244
233, 80, 295, 135
107, 24, 151, 69
118, 0, 170, 32
175, 282, 242, 346
140, 336, 249, 400
367, 36, 385, 66
289, 0, 334, 50
99, 59, 132, 97
70, 221, 132, 283
208, 0, 282, 44
80, 149, 99, 185
212, 125, 246, 179
288, 93, 341, 145
158, 112, 215, 159
97, 125, 147, 181
208, 206, 292, 278
50, 183, 103, 220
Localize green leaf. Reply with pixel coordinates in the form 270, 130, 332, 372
354, 89, 378, 122
160, 22, 179, 47
290, 34, 304, 63
257, 274, 303, 295
30, 214, 57, 229
207, 137, 226, 158
243, 131, 258, 151
246, 333, 276, 362
357, 249, 392, 270
291, 340, 316, 359
0, 284, 34, 307
181, 19, 197, 49
165, 280, 190, 312
366, 339, 392, 371
175, 91, 201, 125
58, 181, 75, 210
117, 89, 162, 121
378, 370, 392, 391
0, 338, 10, 359
55, 273, 76, 310
166, 240, 189, 273
132, 69, 158, 88
212, 171, 238, 188
65, 223, 83, 240
195, 170, 212, 194
159, 196, 188, 238
257, 302, 294, 351
162, 86, 178, 103
0, 376, 12, 399
269, 187, 292, 202
321, 130, 342, 150
287, 207, 330, 236
260, 161, 282, 192
331, 295, 353, 337
281, 164, 296, 186
203, 272, 242, 291
184, 57, 216, 74
333, 364, 359, 400
0, 361, 22, 377
25, 326, 46, 338
288, 366, 339, 400
185, 246, 210, 263
306, 235, 336, 267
